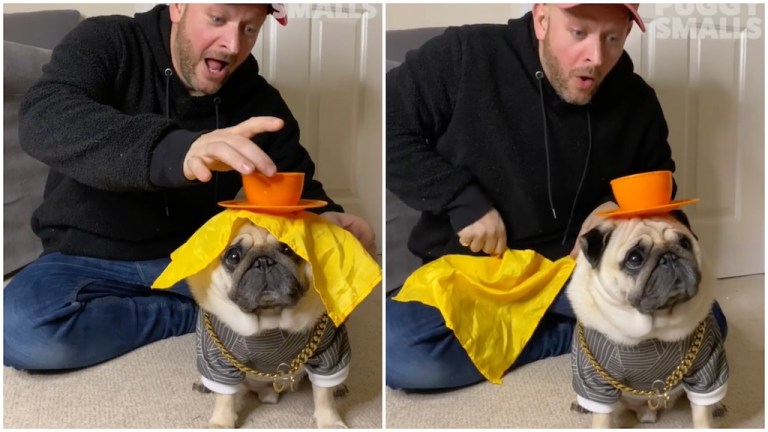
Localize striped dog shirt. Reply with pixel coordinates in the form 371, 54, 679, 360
196, 312, 351, 394
572, 313, 728, 414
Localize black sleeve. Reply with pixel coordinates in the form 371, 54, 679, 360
386, 27, 492, 231
18, 17, 177, 193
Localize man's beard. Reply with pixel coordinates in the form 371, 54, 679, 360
174, 19, 226, 96
541, 35, 600, 106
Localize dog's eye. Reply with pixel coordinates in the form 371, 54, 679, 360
679, 236, 692, 251
279, 242, 295, 256
224, 247, 242, 268
626, 251, 644, 268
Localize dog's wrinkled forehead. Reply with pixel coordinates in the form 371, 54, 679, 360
229, 222, 278, 249
623, 218, 685, 243
614, 214, 694, 249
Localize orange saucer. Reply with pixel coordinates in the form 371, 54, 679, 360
218, 199, 328, 214
598, 198, 700, 218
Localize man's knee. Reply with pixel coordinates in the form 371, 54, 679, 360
4, 276, 82, 370
386, 307, 483, 390
4, 311, 76, 370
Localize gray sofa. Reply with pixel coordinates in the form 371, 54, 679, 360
384, 27, 445, 293
3, 10, 82, 276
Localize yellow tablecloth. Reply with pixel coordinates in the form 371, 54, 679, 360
152, 209, 381, 326
394, 249, 575, 383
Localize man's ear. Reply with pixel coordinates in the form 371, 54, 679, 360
532, 3, 549, 40
579, 224, 614, 269
169, 3, 186, 24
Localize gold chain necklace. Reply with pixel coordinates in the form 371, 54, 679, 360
204, 311, 330, 393
577, 318, 706, 410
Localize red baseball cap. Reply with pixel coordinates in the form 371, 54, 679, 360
268, 3, 287, 26
556, 4, 645, 32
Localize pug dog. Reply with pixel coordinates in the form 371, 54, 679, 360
186, 221, 350, 428
567, 211, 729, 428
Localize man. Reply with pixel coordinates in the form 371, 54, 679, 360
386, 4, 726, 390
4, 4, 375, 371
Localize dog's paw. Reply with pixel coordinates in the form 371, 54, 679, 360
314, 411, 347, 429
208, 421, 234, 429
255, 386, 280, 404
712, 402, 728, 418
635, 406, 658, 424
570, 402, 590, 414
333, 384, 349, 399
193, 381, 213, 394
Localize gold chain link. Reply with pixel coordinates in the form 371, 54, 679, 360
204, 311, 330, 389
577, 318, 706, 410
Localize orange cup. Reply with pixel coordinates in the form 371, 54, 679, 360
241, 172, 304, 206
610, 170, 673, 210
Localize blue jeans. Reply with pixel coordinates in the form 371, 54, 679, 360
4, 252, 198, 370
386, 285, 728, 391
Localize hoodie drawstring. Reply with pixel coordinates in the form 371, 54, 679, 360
163, 68, 173, 217
534, 70, 593, 246
164, 68, 173, 121
561, 111, 592, 246
535, 71, 557, 220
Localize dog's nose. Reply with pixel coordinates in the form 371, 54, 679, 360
254, 255, 276, 270
659, 252, 678, 266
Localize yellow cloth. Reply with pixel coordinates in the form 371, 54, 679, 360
152, 209, 381, 327
393, 249, 575, 384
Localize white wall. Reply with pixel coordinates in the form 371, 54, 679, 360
3, 3, 138, 18
386, 3, 531, 30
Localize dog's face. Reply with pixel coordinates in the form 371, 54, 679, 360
187, 221, 324, 335
220, 224, 310, 314
568, 210, 713, 343
580, 210, 701, 314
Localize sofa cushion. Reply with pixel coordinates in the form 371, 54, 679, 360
385, 27, 446, 64
4, 10, 81, 50
3, 41, 53, 275
385, 190, 422, 293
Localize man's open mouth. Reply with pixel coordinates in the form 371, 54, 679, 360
575, 76, 595, 89
204, 58, 230, 77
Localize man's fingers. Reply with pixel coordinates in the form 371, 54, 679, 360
234, 138, 277, 176
493, 237, 506, 257
227, 116, 284, 139
569, 242, 580, 259
187, 156, 212, 182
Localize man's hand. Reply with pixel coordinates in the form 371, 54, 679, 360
321, 211, 377, 257
183, 116, 284, 182
457, 208, 507, 256
569, 201, 619, 258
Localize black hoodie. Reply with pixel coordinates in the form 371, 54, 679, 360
386, 12, 675, 262
19, 5, 342, 261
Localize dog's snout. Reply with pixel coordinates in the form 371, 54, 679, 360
659, 252, 678, 266
254, 255, 276, 270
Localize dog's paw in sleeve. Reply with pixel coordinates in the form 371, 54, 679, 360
570, 401, 591, 414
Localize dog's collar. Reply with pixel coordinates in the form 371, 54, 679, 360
203, 311, 330, 393
576, 318, 707, 410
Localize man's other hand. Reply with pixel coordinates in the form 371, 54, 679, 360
457, 208, 507, 256
321, 211, 377, 257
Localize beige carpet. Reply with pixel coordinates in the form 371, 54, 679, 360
386, 274, 764, 428
3, 285, 382, 428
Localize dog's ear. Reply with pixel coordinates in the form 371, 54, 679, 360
579, 224, 614, 269
668, 209, 698, 240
